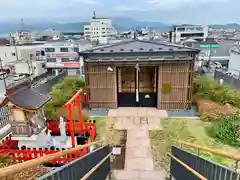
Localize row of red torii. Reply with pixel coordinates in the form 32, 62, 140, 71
0, 89, 97, 165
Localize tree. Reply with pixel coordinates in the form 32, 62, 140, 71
44, 76, 85, 120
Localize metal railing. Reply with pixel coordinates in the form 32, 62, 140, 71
38, 145, 111, 180
168, 141, 240, 180
0, 141, 108, 179
214, 69, 240, 89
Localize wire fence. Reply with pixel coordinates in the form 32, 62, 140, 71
214, 69, 240, 90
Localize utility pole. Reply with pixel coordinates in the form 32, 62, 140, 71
29, 54, 34, 84
0, 58, 7, 91
10, 34, 19, 61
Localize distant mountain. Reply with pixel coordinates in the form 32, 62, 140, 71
209, 23, 240, 29
0, 17, 240, 36
0, 17, 172, 35
111, 17, 172, 31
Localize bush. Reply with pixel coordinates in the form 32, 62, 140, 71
196, 99, 236, 121
207, 114, 240, 146
44, 76, 85, 120
194, 76, 240, 108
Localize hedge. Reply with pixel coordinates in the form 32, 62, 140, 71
194, 76, 240, 108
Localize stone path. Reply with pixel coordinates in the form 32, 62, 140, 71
109, 108, 168, 180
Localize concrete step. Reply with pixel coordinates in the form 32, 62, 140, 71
114, 170, 166, 180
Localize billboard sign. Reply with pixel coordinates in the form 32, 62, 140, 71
46, 62, 80, 68
46, 52, 79, 58
200, 44, 220, 48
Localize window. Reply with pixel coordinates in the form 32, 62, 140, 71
46, 58, 56, 62
45, 48, 55, 52
180, 33, 204, 38
186, 27, 195, 31
60, 48, 68, 52
177, 28, 185, 32
41, 51, 45, 56
11, 52, 15, 56
74, 48, 79, 52
196, 27, 203, 31
102, 28, 105, 30
61, 58, 70, 62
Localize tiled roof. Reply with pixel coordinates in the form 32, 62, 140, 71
7, 88, 51, 110
84, 40, 200, 54
0, 83, 51, 110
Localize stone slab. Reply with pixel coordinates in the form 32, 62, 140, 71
127, 130, 149, 139
126, 145, 152, 158
126, 137, 151, 148
125, 157, 154, 171
114, 170, 139, 179
139, 170, 166, 179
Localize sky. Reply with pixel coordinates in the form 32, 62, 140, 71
0, 0, 239, 24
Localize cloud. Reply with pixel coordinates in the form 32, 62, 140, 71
117, 7, 147, 11
0, 0, 237, 24
118, 0, 229, 11
71, 0, 97, 4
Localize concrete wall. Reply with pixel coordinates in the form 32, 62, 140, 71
229, 51, 240, 72
0, 45, 45, 65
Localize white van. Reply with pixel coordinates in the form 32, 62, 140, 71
13, 74, 26, 81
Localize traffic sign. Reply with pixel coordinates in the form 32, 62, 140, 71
200, 44, 220, 48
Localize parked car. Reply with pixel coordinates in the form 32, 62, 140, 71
13, 74, 26, 81
0, 68, 10, 74
0, 72, 9, 80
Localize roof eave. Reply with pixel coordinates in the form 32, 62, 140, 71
0, 98, 10, 108
82, 50, 200, 56
8, 95, 52, 111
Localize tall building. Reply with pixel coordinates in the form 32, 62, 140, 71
169, 25, 209, 43
84, 11, 117, 43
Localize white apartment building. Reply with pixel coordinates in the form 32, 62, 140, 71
84, 12, 117, 42
170, 25, 209, 43
0, 43, 45, 66
44, 41, 81, 72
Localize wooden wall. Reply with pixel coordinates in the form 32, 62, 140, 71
157, 60, 194, 109
85, 63, 117, 109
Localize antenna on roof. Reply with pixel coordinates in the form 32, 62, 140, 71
93, 11, 96, 19
21, 18, 24, 30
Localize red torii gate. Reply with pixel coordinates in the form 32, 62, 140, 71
63, 89, 87, 148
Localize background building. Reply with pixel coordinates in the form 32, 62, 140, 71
0, 43, 45, 66
83, 40, 199, 109
170, 25, 209, 43
84, 11, 117, 43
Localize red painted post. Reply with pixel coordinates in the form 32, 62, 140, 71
68, 103, 75, 148
76, 94, 84, 132
83, 93, 87, 104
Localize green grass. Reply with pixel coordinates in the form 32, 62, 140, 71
90, 116, 107, 135
149, 118, 240, 172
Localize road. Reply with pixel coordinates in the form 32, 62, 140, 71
0, 72, 65, 101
